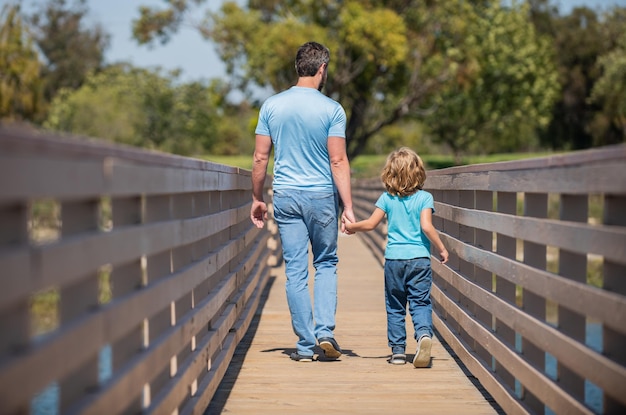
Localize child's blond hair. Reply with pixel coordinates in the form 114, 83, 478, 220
381, 147, 426, 197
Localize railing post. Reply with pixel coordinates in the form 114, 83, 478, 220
110, 195, 145, 413
171, 192, 195, 409
0, 203, 29, 415
441, 190, 461, 335
59, 198, 100, 412
144, 194, 173, 409
459, 190, 476, 350
557, 194, 587, 408
522, 192, 548, 413
494, 191, 517, 392
603, 194, 626, 414
474, 190, 494, 367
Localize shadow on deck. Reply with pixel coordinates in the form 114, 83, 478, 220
205, 234, 503, 415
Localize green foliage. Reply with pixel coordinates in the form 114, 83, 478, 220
589, 30, 626, 145
531, 3, 626, 150
0, 4, 44, 121
30, 288, 59, 336
364, 120, 426, 155
28, 0, 110, 102
426, 2, 559, 160
44, 64, 225, 155
131, 0, 563, 160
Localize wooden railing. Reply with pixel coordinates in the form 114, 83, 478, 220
352, 146, 626, 415
0, 127, 280, 415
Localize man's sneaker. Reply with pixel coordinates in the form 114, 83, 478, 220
413, 335, 432, 368
318, 337, 342, 359
390, 353, 406, 365
290, 352, 314, 362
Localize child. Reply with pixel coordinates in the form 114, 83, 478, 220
343, 147, 449, 367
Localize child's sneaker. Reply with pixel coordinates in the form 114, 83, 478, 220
390, 353, 406, 365
413, 335, 432, 368
290, 352, 314, 362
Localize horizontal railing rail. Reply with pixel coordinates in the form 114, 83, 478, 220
0, 126, 280, 415
352, 145, 626, 415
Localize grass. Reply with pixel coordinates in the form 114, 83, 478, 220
200, 155, 257, 170
200, 151, 557, 179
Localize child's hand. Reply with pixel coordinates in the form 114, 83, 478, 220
439, 248, 449, 264
341, 215, 355, 235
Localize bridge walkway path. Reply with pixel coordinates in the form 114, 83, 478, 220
205, 233, 500, 414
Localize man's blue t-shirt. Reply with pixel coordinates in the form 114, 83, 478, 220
255, 86, 347, 191
375, 190, 435, 260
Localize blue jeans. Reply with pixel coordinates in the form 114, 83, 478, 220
384, 257, 433, 355
273, 189, 340, 356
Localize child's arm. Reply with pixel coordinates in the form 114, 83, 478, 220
420, 208, 449, 264
343, 207, 385, 233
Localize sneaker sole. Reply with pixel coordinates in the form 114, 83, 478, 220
390, 355, 406, 365
290, 353, 314, 362
319, 341, 342, 359
413, 337, 432, 368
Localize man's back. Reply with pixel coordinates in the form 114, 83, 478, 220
255, 86, 346, 192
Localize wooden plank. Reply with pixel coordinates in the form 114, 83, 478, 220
203, 235, 500, 415
0, 237, 243, 412
110, 162, 222, 196
431, 283, 594, 415
166, 263, 272, 415
432, 260, 626, 405
0, 152, 249, 206
433, 203, 626, 264
0, 125, 239, 173
426, 144, 626, 177
433, 312, 527, 415
426, 161, 626, 194
67, 269, 240, 415
0, 210, 239, 310
0, 155, 106, 202
439, 233, 626, 335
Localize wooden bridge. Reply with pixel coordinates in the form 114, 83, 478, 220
1, 126, 625, 414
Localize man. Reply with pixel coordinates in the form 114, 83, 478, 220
250, 41, 355, 362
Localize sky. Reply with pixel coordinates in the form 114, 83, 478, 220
11, 0, 626, 84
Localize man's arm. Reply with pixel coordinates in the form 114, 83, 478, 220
328, 136, 354, 232
251, 134, 272, 228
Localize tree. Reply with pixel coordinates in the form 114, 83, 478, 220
0, 3, 43, 121
589, 30, 626, 145
133, 0, 560, 160
530, 3, 626, 150
44, 64, 224, 156
28, 0, 110, 102
426, 2, 559, 160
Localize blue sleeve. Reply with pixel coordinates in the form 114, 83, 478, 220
328, 104, 347, 138
375, 193, 387, 213
422, 191, 435, 214
255, 103, 270, 136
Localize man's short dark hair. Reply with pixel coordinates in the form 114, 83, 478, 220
295, 42, 330, 77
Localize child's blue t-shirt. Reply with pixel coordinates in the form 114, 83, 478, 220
255, 86, 347, 192
375, 190, 435, 260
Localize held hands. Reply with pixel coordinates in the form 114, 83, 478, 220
250, 200, 268, 229
341, 208, 355, 235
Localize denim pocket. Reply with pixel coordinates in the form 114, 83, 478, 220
305, 192, 336, 227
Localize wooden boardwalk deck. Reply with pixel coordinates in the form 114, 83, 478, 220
205, 234, 501, 414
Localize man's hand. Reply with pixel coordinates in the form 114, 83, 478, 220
341, 207, 355, 235
251, 200, 268, 228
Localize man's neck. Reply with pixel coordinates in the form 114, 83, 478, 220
296, 76, 319, 90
